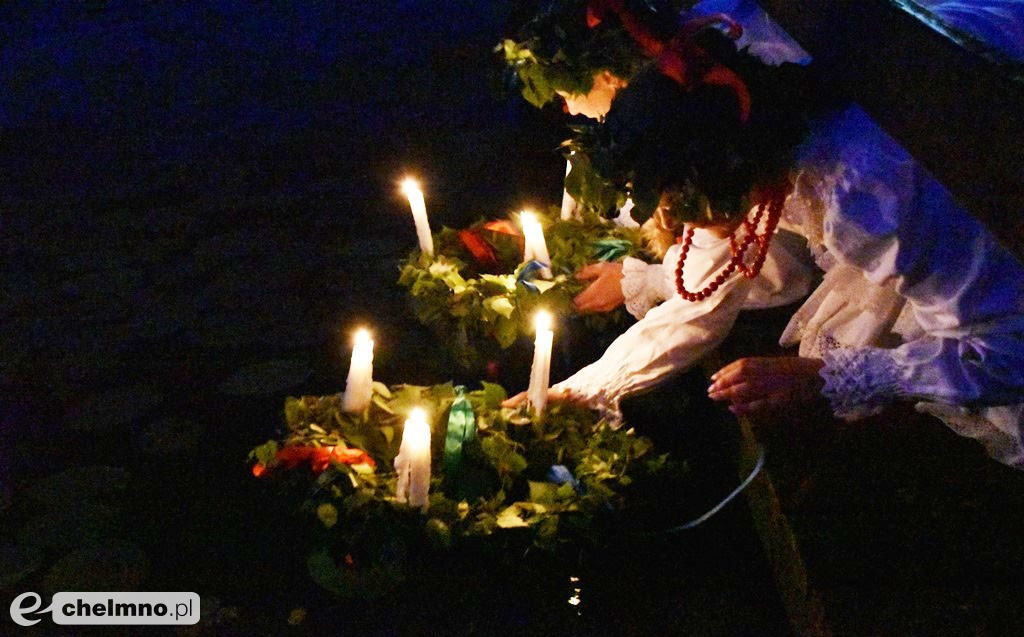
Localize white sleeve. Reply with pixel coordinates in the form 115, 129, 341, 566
621, 244, 678, 320
555, 233, 752, 423
742, 227, 816, 309
813, 107, 1024, 419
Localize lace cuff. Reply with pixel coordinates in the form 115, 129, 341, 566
820, 347, 904, 420
621, 257, 664, 320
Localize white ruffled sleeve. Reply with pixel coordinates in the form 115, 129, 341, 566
555, 232, 751, 424
810, 107, 1024, 421
621, 244, 678, 320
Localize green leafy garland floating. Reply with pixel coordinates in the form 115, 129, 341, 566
397, 206, 649, 368
249, 381, 680, 598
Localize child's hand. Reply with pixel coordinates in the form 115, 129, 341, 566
573, 262, 625, 313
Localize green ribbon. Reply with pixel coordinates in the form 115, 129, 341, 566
590, 238, 632, 262
443, 386, 477, 475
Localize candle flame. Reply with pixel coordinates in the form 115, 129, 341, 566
520, 210, 537, 227
409, 407, 427, 424
401, 177, 422, 197
353, 328, 372, 346
534, 310, 553, 333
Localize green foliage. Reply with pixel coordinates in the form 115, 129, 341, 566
498, 0, 690, 108
398, 207, 650, 368
251, 382, 682, 598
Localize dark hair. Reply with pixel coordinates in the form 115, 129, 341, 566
591, 29, 826, 222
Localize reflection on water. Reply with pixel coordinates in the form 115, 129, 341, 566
567, 575, 582, 614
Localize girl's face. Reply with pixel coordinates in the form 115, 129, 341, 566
556, 70, 627, 120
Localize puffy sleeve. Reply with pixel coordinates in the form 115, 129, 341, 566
623, 228, 814, 320
813, 107, 1024, 419
555, 231, 752, 423
621, 245, 678, 320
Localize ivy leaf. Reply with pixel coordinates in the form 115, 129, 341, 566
496, 504, 530, 529
528, 481, 559, 506
483, 296, 515, 319
316, 503, 338, 529
249, 441, 279, 466
530, 279, 558, 294
480, 382, 507, 410
492, 316, 519, 349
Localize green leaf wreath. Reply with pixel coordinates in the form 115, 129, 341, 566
249, 381, 682, 598
397, 206, 650, 368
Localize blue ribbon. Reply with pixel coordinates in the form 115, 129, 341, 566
546, 464, 583, 495
516, 259, 549, 293
654, 444, 767, 534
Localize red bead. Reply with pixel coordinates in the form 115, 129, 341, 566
708, 281, 719, 292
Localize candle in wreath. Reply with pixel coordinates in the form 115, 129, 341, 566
560, 157, 578, 221
342, 328, 374, 414
401, 177, 434, 256
527, 310, 554, 417
520, 211, 552, 278
395, 407, 432, 510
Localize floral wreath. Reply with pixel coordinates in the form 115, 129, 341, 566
499, 0, 691, 108
250, 382, 683, 598
397, 206, 647, 368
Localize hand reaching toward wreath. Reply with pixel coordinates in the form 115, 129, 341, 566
501, 386, 589, 411
573, 262, 625, 313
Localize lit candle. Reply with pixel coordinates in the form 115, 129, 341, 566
520, 211, 552, 279
527, 310, 554, 416
395, 407, 432, 510
401, 178, 434, 256
342, 328, 374, 413
560, 157, 578, 221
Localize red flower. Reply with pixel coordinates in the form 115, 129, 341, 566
252, 443, 377, 477
458, 229, 499, 270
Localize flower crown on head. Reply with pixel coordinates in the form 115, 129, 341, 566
499, 0, 689, 108
564, 27, 817, 226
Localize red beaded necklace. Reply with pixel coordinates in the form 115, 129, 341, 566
674, 190, 785, 302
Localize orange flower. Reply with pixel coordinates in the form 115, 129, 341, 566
252, 443, 376, 477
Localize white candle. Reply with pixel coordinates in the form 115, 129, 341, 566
527, 310, 554, 416
401, 178, 434, 256
560, 157, 579, 221
520, 211, 552, 279
395, 407, 432, 510
615, 197, 640, 228
342, 328, 374, 413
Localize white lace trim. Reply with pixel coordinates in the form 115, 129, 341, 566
621, 257, 656, 319
820, 347, 904, 420
916, 402, 1024, 469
